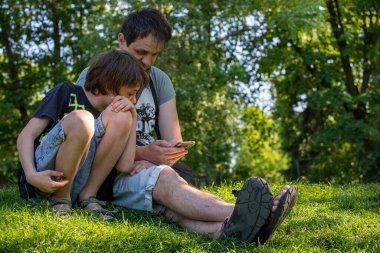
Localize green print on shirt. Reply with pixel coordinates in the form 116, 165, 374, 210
69, 93, 85, 110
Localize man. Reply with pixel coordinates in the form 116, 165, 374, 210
76, 8, 298, 244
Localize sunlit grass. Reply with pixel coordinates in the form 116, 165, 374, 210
1, 182, 379, 252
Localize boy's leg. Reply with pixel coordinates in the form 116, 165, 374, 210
78, 107, 134, 207
53, 111, 95, 201
35, 110, 95, 211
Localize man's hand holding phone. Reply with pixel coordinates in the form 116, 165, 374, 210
174, 141, 196, 150
137, 140, 188, 166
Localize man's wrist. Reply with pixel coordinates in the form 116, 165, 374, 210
135, 145, 145, 161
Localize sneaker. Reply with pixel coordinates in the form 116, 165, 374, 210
218, 177, 273, 242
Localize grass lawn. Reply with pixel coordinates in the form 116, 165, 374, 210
0, 181, 379, 252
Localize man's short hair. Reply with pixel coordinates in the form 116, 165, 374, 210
85, 50, 149, 95
120, 8, 172, 46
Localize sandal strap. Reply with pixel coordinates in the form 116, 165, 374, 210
50, 198, 72, 207
79, 196, 107, 209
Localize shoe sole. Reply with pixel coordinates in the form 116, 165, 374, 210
220, 177, 273, 242
255, 186, 299, 244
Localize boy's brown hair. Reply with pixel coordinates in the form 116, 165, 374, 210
85, 50, 149, 95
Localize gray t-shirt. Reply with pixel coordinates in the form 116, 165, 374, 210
76, 66, 176, 145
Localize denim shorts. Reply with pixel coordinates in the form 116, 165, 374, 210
112, 165, 167, 214
34, 115, 104, 202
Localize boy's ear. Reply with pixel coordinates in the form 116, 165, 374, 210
118, 33, 127, 48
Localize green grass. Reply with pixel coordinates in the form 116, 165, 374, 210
1, 182, 379, 252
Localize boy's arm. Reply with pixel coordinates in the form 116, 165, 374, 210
135, 98, 187, 166
115, 110, 137, 174
17, 117, 68, 193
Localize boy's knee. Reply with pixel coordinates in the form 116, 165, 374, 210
103, 108, 133, 131
62, 110, 95, 138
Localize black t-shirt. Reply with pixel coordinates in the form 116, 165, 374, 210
33, 81, 100, 135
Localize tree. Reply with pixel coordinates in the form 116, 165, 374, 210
244, 0, 380, 182
234, 106, 287, 182
0, 0, 111, 183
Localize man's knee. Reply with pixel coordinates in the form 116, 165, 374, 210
157, 166, 186, 187
154, 166, 187, 203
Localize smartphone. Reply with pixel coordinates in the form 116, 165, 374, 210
174, 141, 196, 150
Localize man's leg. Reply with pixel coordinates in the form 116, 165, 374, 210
153, 167, 294, 241
163, 185, 293, 240
153, 167, 234, 222
112, 165, 294, 241
164, 209, 223, 239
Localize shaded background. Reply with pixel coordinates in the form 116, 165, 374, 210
1, 0, 379, 185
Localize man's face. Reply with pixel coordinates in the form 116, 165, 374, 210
119, 33, 163, 70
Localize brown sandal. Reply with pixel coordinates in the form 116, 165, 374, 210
254, 186, 299, 244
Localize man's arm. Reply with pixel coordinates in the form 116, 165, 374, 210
158, 97, 182, 143
76, 67, 89, 87
135, 98, 187, 166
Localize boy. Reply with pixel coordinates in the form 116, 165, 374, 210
17, 50, 149, 219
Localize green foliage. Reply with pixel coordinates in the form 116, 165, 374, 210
234, 106, 286, 182
0, 0, 111, 181
247, 0, 380, 182
1, 183, 379, 252
115, 1, 262, 182
1, 0, 379, 184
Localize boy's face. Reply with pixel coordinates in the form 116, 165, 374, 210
118, 85, 140, 105
118, 33, 163, 70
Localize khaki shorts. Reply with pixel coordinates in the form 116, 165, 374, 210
112, 165, 168, 214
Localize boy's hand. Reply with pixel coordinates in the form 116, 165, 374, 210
26, 170, 69, 193
111, 96, 135, 114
